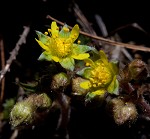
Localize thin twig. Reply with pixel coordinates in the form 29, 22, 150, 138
108, 23, 150, 37
46, 15, 150, 52
95, 14, 108, 37
10, 129, 18, 139
95, 14, 133, 62
0, 38, 5, 103
73, 3, 97, 35
72, 3, 102, 49
0, 26, 30, 83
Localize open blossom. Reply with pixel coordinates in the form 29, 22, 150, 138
35, 21, 92, 71
77, 50, 119, 99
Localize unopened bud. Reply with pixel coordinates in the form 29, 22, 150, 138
51, 72, 70, 90
10, 93, 52, 128
34, 93, 52, 109
72, 77, 88, 96
10, 101, 34, 128
120, 59, 148, 82
129, 59, 148, 80
106, 97, 138, 125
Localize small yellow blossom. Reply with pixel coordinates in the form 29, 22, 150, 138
78, 50, 119, 99
35, 21, 93, 71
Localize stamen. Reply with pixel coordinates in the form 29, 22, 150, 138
90, 63, 112, 87
63, 27, 69, 32
44, 32, 48, 35
77, 40, 81, 44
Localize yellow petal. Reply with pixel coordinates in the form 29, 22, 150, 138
84, 58, 95, 67
91, 89, 105, 96
35, 39, 49, 51
80, 81, 91, 89
51, 22, 59, 38
107, 76, 119, 95
72, 53, 89, 60
109, 62, 119, 75
70, 24, 79, 42
99, 50, 108, 65
52, 56, 60, 62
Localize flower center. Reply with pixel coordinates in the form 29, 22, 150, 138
90, 63, 112, 87
52, 38, 72, 58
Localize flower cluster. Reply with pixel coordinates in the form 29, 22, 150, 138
36, 21, 119, 100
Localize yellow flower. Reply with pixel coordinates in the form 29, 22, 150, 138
35, 21, 92, 71
77, 50, 119, 98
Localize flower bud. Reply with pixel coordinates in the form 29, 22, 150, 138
129, 59, 148, 80
34, 93, 52, 110
72, 77, 88, 96
120, 59, 148, 82
10, 93, 52, 128
10, 101, 34, 128
106, 97, 138, 125
51, 72, 70, 90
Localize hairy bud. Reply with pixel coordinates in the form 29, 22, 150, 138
106, 97, 138, 125
51, 72, 70, 90
72, 77, 88, 96
129, 59, 148, 80
10, 93, 52, 128
120, 59, 148, 82
10, 101, 34, 128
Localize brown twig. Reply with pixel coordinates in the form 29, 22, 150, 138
72, 3, 102, 49
108, 23, 150, 37
0, 26, 30, 83
0, 38, 5, 103
46, 15, 150, 52
73, 3, 97, 36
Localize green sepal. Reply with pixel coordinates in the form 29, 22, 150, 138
109, 60, 119, 75
73, 44, 93, 54
85, 92, 96, 103
60, 57, 75, 71
85, 91, 105, 107
38, 51, 52, 61
36, 31, 49, 45
59, 24, 70, 38
76, 67, 92, 79
107, 76, 119, 95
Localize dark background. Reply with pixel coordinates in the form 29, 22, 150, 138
0, 0, 150, 139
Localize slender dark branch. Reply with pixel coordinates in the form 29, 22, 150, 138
0, 38, 5, 103
0, 26, 30, 83
46, 15, 150, 52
